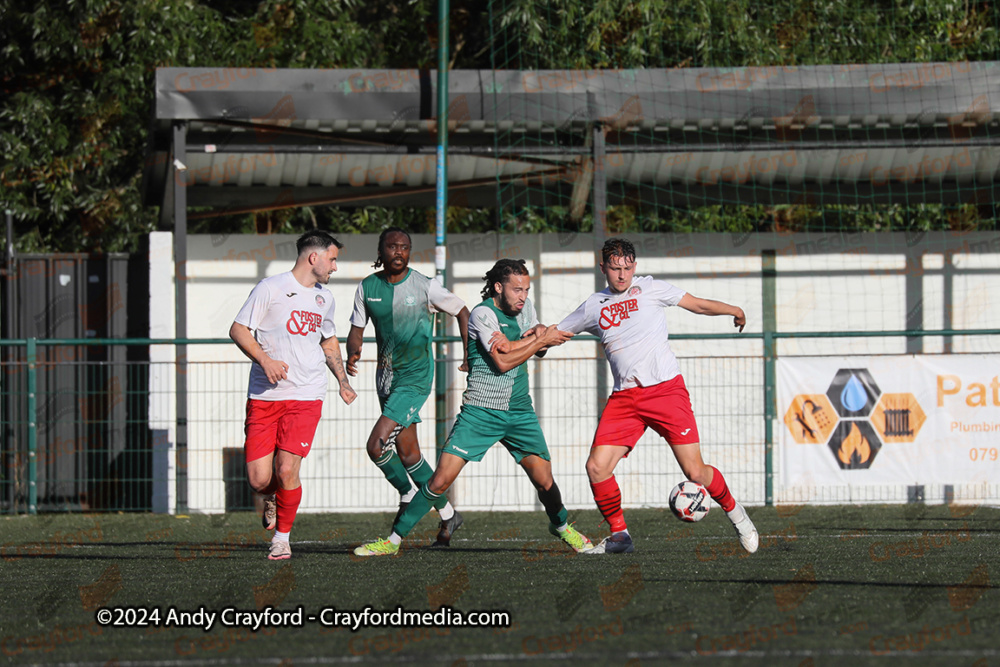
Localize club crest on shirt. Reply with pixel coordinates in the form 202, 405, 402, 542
628, 286, 642, 297
405, 295, 417, 306
315, 295, 326, 307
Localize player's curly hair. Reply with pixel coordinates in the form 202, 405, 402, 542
601, 238, 636, 265
296, 230, 343, 256
481, 258, 529, 300
373, 227, 412, 269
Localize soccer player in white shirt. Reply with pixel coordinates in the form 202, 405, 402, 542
230, 230, 357, 560
558, 238, 759, 555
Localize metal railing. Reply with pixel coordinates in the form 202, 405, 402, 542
2, 330, 998, 514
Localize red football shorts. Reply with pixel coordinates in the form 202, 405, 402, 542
244, 399, 323, 462
592, 375, 700, 454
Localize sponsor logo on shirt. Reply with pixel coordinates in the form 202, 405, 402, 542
367, 298, 383, 302
286, 310, 323, 336
598, 298, 639, 330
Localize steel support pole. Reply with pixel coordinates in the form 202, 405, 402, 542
434, 0, 451, 467
173, 122, 189, 514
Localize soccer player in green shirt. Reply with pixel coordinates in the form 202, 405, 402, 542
353, 258, 594, 557
346, 228, 470, 546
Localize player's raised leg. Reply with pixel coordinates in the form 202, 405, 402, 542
672, 443, 758, 553
394, 424, 461, 547
354, 453, 468, 557
519, 455, 592, 552
244, 400, 281, 531
263, 400, 321, 560
584, 444, 634, 554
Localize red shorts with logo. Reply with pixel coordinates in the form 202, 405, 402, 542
592, 375, 700, 455
244, 399, 323, 462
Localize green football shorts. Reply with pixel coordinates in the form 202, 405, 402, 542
379, 387, 428, 428
442, 404, 551, 463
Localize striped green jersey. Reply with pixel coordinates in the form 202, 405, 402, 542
463, 297, 539, 411
350, 269, 465, 397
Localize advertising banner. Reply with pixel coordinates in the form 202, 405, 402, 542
778, 356, 999, 489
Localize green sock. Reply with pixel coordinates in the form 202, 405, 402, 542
394, 484, 438, 538
537, 482, 568, 527
406, 457, 448, 511
375, 450, 413, 496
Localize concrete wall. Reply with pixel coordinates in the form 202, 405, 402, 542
149, 231, 1000, 513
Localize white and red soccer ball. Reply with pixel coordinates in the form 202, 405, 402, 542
669, 480, 710, 522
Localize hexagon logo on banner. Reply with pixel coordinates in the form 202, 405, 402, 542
783, 394, 838, 444
827, 420, 882, 469
871, 393, 927, 443
826, 369, 881, 419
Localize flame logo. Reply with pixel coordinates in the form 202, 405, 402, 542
838, 423, 872, 466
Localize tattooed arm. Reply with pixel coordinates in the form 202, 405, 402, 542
321, 336, 357, 405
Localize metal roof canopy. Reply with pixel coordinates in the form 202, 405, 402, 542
143, 63, 1000, 223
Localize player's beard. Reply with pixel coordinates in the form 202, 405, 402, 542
497, 292, 523, 316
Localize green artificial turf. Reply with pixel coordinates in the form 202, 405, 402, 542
1, 505, 997, 665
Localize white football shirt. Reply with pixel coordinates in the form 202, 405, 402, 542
558, 275, 687, 392
234, 271, 336, 401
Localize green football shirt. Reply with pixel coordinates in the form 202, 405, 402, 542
463, 297, 539, 411
350, 269, 465, 397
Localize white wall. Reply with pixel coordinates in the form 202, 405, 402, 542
149, 231, 1000, 513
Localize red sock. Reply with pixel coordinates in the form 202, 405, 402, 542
275, 485, 302, 533
590, 476, 627, 532
705, 466, 736, 512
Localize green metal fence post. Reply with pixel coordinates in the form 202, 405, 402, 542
26, 337, 37, 515
434, 0, 450, 464
762, 250, 776, 507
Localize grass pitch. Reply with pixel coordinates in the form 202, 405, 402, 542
1, 505, 998, 665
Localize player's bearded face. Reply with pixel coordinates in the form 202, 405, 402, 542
496, 274, 530, 315
601, 255, 636, 293
313, 247, 339, 284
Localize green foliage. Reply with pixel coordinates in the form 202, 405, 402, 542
488, 0, 1000, 235
1, 1, 998, 252
0, 0, 467, 252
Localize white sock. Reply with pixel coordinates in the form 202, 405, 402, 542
726, 503, 747, 523
273, 531, 290, 543
438, 502, 455, 521
556, 523, 568, 532
400, 488, 417, 503
614, 528, 630, 536
388, 532, 402, 545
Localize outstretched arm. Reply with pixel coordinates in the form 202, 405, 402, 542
229, 322, 288, 383
520, 324, 551, 358
345, 325, 365, 377
487, 325, 572, 373
677, 294, 746, 332
321, 336, 358, 404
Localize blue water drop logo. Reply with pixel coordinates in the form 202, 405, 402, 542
841, 375, 868, 412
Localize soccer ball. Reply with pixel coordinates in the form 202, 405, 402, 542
669, 481, 710, 522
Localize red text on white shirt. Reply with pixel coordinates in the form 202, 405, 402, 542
599, 298, 639, 330
286, 310, 323, 336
